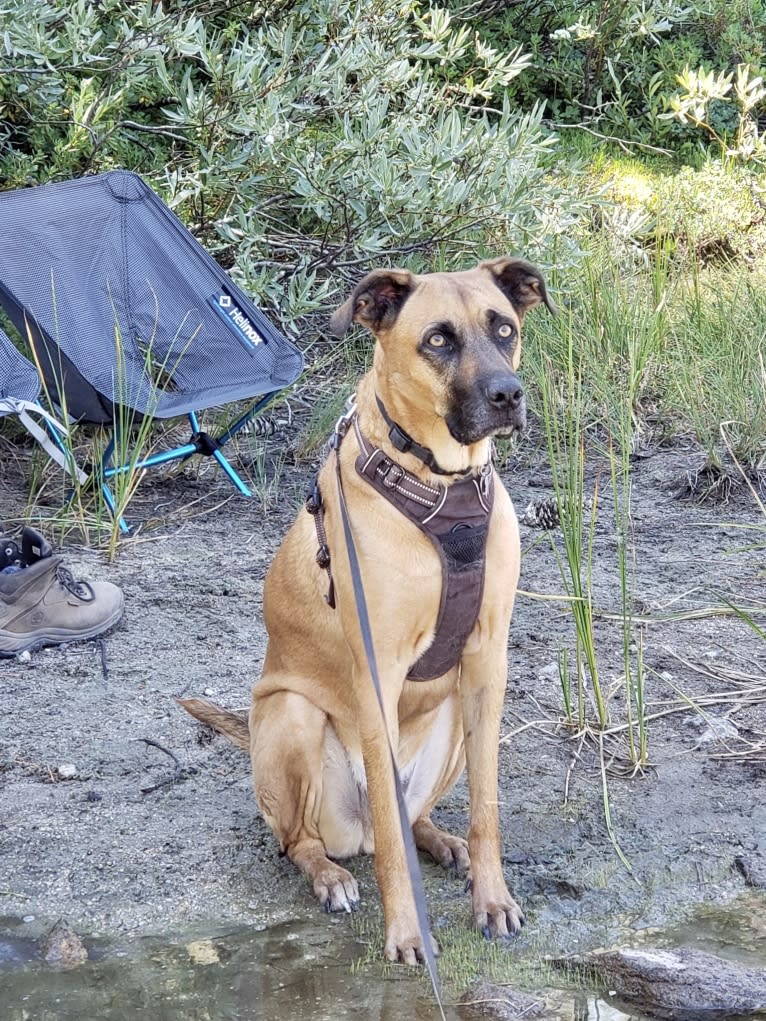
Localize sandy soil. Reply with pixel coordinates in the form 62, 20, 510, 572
1, 421, 765, 970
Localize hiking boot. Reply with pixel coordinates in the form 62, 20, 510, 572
0, 555, 124, 656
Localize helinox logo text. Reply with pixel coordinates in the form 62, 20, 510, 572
208, 290, 265, 351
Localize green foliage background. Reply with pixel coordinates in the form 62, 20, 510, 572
459, 0, 766, 152
1, 0, 765, 487
0, 0, 586, 329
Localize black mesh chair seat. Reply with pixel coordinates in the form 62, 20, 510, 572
0, 326, 40, 406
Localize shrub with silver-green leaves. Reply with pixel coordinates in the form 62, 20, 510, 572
0, 0, 588, 333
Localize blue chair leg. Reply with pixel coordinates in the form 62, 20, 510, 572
41, 417, 130, 534
187, 410, 252, 497
204, 392, 283, 496
97, 392, 284, 516
99, 436, 130, 534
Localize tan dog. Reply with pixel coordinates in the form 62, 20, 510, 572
181, 258, 554, 963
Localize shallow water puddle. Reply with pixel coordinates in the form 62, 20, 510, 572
663, 889, 766, 967
1, 895, 764, 1021
2, 917, 438, 1020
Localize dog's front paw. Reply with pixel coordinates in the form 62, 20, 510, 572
473, 886, 525, 939
384, 921, 440, 966
311, 862, 360, 913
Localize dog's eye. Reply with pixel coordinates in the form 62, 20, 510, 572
497, 323, 515, 341
427, 333, 447, 348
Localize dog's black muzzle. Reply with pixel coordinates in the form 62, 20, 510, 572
446, 371, 526, 445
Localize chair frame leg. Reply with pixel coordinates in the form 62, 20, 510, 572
40, 414, 131, 535
96, 391, 281, 529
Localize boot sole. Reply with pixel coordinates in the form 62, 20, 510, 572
0, 599, 125, 656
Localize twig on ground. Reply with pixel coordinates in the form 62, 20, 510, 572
136, 737, 195, 794
95, 637, 109, 687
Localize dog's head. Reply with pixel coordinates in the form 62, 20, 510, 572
330, 258, 555, 450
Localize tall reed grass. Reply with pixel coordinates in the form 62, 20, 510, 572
523, 239, 766, 766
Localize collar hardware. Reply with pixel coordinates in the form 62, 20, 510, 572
375, 394, 472, 477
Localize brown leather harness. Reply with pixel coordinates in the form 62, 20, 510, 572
306, 399, 494, 681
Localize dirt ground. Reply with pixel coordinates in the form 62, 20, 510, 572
1, 417, 765, 978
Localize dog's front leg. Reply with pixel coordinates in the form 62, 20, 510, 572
460, 642, 524, 938
354, 673, 437, 965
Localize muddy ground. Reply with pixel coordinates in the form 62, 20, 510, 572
1, 415, 765, 1010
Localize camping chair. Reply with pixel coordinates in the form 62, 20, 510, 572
0, 170, 303, 529
0, 325, 88, 487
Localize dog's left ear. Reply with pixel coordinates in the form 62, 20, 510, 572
329, 269, 416, 337
481, 257, 557, 319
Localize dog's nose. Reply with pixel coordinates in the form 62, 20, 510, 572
484, 374, 524, 410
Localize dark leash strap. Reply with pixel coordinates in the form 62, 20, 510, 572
330, 413, 446, 1019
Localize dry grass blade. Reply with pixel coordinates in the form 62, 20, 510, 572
519, 587, 766, 626
709, 741, 766, 763
661, 647, 766, 689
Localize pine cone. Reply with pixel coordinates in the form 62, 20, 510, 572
520, 494, 593, 529
519, 497, 561, 529
248, 415, 277, 438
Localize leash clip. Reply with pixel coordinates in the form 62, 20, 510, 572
330, 393, 358, 450
306, 476, 336, 609
305, 480, 322, 516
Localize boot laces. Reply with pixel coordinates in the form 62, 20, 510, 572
56, 565, 96, 603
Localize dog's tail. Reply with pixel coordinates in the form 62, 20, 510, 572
177, 697, 250, 752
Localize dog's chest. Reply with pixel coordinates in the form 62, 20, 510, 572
354, 446, 494, 681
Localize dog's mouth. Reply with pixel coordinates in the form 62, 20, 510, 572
492, 424, 522, 440
445, 371, 527, 447
446, 401, 527, 447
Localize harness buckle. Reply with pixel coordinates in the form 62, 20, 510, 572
382, 462, 404, 488
479, 461, 492, 498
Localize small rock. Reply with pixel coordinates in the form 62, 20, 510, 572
527, 472, 554, 488
186, 938, 220, 965
203, 687, 215, 697
57, 763, 78, 780
696, 717, 739, 747
538, 662, 560, 682
17, 650, 31, 664
459, 980, 547, 1019
40, 919, 88, 968
561, 946, 766, 1019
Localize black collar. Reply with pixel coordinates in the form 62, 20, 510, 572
374, 394, 473, 477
